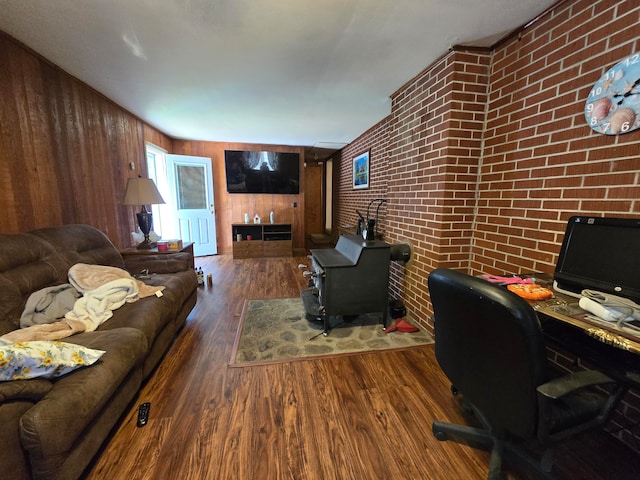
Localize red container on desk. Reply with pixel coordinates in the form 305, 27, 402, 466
157, 240, 168, 251
247, 235, 253, 241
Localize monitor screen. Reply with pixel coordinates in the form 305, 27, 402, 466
224, 150, 300, 194
554, 216, 640, 301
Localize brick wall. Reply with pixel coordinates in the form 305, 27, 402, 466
336, 0, 640, 449
389, 50, 491, 325
337, 50, 491, 328
337, 0, 640, 329
473, 0, 640, 277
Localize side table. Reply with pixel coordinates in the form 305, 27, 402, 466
119, 242, 195, 270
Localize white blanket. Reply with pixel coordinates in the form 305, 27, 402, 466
68, 263, 164, 299
1, 280, 137, 344
2, 264, 164, 344
64, 278, 140, 331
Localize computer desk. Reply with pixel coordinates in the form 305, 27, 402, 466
535, 295, 640, 355
526, 277, 640, 386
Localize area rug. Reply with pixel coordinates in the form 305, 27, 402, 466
230, 297, 434, 366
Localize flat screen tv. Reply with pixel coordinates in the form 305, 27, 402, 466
553, 216, 640, 302
224, 150, 300, 194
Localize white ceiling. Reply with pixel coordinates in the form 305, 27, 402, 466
0, 0, 558, 150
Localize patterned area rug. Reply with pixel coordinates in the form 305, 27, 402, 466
230, 297, 434, 366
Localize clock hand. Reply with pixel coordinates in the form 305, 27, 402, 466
614, 78, 640, 105
617, 92, 640, 105
613, 77, 640, 99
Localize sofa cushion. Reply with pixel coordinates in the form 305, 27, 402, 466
145, 271, 197, 315
19, 327, 147, 458
97, 289, 174, 345
31, 224, 126, 270
0, 341, 105, 381
124, 252, 193, 275
96, 271, 195, 344
0, 233, 70, 334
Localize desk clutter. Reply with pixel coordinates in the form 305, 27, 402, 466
480, 270, 640, 328
479, 271, 640, 340
480, 274, 553, 300
157, 239, 183, 251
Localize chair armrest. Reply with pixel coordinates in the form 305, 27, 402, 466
537, 369, 627, 444
123, 252, 192, 275
537, 370, 614, 400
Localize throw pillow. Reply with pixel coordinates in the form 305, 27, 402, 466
0, 341, 105, 381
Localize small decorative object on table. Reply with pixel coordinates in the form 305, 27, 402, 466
167, 239, 183, 250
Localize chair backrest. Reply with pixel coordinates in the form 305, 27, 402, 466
428, 268, 549, 438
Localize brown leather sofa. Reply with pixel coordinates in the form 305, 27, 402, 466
0, 224, 198, 480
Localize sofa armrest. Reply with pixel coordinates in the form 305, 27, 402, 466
0, 379, 53, 403
123, 252, 192, 274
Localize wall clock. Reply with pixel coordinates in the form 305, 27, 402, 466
585, 52, 640, 135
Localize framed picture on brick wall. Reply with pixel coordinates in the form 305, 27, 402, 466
352, 150, 369, 189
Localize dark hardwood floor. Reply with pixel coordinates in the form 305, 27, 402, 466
85, 253, 640, 479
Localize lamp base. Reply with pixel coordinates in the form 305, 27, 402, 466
135, 210, 156, 250
136, 238, 157, 250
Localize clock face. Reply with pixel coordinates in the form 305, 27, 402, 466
585, 52, 640, 135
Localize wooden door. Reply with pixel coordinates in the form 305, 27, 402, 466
166, 154, 218, 256
304, 163, 324, 234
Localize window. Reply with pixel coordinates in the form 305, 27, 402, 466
145, 143, 179, 239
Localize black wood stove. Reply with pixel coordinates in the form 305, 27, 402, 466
301, 234, 410, 335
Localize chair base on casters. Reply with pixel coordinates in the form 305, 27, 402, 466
432, 420, 555, 480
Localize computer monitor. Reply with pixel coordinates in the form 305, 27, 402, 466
553, 216, 640, 302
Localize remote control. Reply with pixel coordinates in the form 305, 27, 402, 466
137, 402, 150, 427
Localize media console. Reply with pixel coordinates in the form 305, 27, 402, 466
231, 223, 292, 258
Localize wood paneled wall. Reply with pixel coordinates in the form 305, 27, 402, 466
0, 32, 304, 254
171, 140, 305, 255
0, 32, 173, 247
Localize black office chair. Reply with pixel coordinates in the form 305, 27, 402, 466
428, 268, 627, 479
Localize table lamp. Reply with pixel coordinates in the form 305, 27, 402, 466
122, 177, 165, 249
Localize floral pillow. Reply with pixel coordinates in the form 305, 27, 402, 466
0, 341, 105, 381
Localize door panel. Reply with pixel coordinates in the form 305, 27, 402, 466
167, 154, 217, 256
304, 163, 324, 234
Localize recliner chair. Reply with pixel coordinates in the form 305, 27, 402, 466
428, 268, 627, 479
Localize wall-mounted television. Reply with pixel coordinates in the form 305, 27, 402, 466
553, 216, 640, 302
224, 150, 300, 194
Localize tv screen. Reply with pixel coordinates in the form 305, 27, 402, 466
224, 150, 300, 194
554, 216, 640, 302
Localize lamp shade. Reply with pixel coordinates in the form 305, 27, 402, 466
122, 177, 165, 205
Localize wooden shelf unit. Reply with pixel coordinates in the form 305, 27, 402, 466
232, 223, 292, 258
